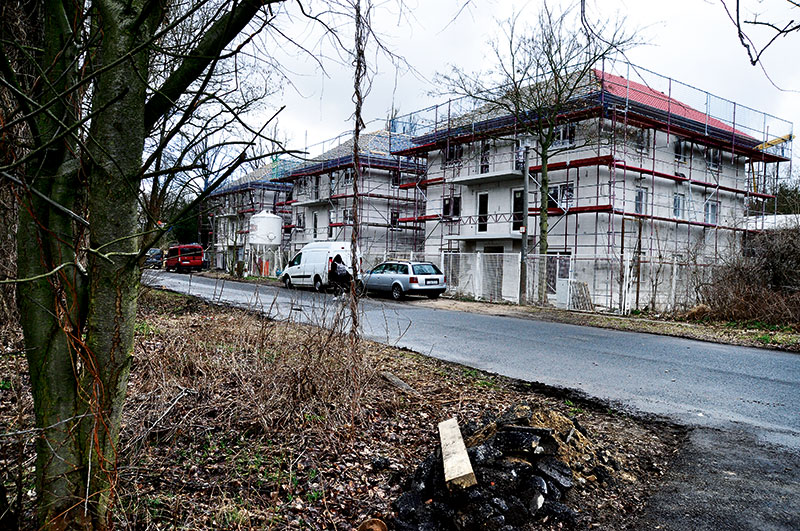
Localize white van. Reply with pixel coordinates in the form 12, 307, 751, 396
281, 241, 361, 291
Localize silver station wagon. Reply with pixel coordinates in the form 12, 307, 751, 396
359, 260, 446, 300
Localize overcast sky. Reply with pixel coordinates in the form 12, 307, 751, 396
263, 0, 798, 163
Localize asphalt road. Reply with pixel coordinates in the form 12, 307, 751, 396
144, 271, 800, 529
145, 270, 800, 448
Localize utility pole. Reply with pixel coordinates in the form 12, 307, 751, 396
519, 144, 531, 304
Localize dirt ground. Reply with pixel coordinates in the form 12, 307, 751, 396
0, 289, 686, 529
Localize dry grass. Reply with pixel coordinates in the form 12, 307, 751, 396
701, 228, 800, 326
1, 288, 684, 529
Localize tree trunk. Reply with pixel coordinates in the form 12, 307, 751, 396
537, 154, 549, 305
16, 2, 156, 526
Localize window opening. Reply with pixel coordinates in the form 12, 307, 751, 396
478, 193, 489, 232
512, 189, 525, 230
635, 186, 648, 215
443, 196, 461, 218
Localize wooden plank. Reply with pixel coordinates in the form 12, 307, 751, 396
438, 417, 477, 489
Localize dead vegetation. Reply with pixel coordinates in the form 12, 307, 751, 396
700, 227, 800, 326
1, 288, 684, 529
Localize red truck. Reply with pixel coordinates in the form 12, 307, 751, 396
164, 244, 204, 273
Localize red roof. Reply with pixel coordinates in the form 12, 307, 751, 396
595, 70, 752, 139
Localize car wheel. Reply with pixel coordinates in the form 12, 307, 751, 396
314, 276, 323, 292
283, 276, 292, 289
391, 284, 404, 301
427, 293, 440, 299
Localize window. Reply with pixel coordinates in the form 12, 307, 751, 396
704, 201, 719, 225
634, 129, 649, 153
343, 168, 354, 185
547, 183, 574, 210
480, 140, 491, 174
390, 210, 399, 228
512, 189, 525, 230
413, 263, 442, 275
313, 176, 320, 199
342, 208, 353, 224
515, 139, 525, 171
296, 213, 305, 229
442, 143, 463, 165
673, 192, 685, 219
635, 186, 648, 215
706, 147, 722, 171
443, 196, 461, 218
390, 170, 401, 187
312, 212, 318, 238
397, 264, 409, 275
289, 253, 302, 267
552, 123, 576, 148
477, 193, 489, 232
674, 138, 691, 162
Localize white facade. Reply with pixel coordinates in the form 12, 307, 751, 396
281, 130, 425, 257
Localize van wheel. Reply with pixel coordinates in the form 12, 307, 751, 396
283, 276, 292, 289
391, 284, 404, 301
314, 276, 323, 292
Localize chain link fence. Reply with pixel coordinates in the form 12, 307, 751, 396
368, 251, 714, 315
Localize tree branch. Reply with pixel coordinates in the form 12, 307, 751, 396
144, 0, 284, 131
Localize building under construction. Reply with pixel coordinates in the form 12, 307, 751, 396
388, 61, 792, 310
275, 130, 426, 257
207, 158, 297, 272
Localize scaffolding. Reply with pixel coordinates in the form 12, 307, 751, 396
207, 159, 297, 272
275, 129, 426, 256
387, 59, 793, 311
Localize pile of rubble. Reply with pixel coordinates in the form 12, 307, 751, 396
393, 403, 622, 530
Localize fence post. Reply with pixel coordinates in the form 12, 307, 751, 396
670, 255, 677, 313
622, 252, 632, 315
476, 252, 483, 300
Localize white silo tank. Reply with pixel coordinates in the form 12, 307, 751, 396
248, 211, 283, 276
249, 211, 282, 247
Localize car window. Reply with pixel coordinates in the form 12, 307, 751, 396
413, 263, 442, 275
372, 264, 386, 274
385, 264, 399, 274
289, 253, 302, 267
168, 248, 178, 258
397, 264, 409, 275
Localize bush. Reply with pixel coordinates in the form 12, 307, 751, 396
701, 227, 800, 324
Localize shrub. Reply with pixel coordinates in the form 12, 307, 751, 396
701, 227, 800, 325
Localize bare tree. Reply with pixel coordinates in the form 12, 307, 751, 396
720, 0, 800, 66
1, 0, 288, 526
439, 3, 636, 304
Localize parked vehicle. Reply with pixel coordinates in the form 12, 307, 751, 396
165, 244, 204, 272
143, 248, 163, 268
359, 260, 446, 300
281, 241, 361, 292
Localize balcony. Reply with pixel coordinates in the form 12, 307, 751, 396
451, 167, 523, 186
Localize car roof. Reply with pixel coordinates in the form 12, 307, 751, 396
381, 260, 435, 265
